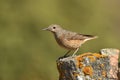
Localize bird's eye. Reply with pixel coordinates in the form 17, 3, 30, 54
53, 27, 56, 29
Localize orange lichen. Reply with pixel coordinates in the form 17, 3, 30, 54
76, 56, 83, 62
88, 56, 96, 62
102, 71, 106, 77
92, 53, 107, 58
101, 55, 107, 58
92, 53, 102, 58
78, 62, 83, 68
83, 66, 93, 76
76, 56, 84, 68
73, 72, 80, 77
76, 52, 94, 62
80, 52, 92, 57
98, 78, 102, 80
100, 64, 104, 69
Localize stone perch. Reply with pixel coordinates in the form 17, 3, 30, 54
56, 48, 120, 80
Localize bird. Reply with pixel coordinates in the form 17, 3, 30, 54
42, 24, 97, 57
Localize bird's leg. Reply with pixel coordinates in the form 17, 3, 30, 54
58, 50, 71, 59
72, 48, 79, 56
63, 50, 71, 57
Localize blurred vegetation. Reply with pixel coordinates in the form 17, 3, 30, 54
0, 0, 120, 80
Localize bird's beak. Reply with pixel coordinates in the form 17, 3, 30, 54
42, 27, 49, 31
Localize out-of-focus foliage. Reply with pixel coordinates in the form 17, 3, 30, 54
0, 0, 120, 80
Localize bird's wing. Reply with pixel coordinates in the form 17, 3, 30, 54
66, 33, 97, 40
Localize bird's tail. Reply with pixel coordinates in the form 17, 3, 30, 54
84, 35, 98, 41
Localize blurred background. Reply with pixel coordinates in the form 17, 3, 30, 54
0, 0, 120, 80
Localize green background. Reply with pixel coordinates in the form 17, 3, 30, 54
0, 0, 120, 80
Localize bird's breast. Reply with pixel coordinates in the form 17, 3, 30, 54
54, 34, 83, 50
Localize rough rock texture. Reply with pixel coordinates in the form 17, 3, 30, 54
56, 48, 119, 80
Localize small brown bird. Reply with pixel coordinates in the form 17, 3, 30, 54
43, 24, 97, 56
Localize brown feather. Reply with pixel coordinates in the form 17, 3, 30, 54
67, 33, 97, 40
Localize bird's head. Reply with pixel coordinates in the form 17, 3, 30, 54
42, 24, 63, 33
